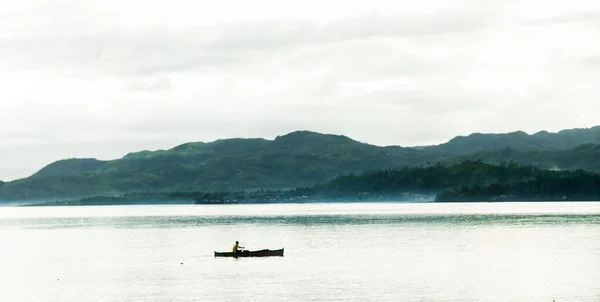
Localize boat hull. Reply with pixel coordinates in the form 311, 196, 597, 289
214, 248, 284, 258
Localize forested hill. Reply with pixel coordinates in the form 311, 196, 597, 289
0, 131, 443, 201
1, 127, 600, 202
298, 161, 600, 202
31, 161, 600, 206
424, 126, 600, 154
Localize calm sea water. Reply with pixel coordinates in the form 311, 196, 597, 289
1, 202, 599, 302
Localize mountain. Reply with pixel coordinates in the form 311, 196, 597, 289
34, 158, 108, 177
34, 161, 600, 206
2, 127, 600, 202
425, 126, 600, 154
0, 131, 453, 201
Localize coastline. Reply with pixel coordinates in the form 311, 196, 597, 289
16, 197, 600, 207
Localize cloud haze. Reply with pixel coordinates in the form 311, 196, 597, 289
1, 0, 600, 180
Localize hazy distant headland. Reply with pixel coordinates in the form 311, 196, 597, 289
3, 126, 600, 206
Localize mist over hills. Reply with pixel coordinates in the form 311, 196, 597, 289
1, 127, 599, 202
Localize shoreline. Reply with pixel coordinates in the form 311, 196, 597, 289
14, 198, 600, 207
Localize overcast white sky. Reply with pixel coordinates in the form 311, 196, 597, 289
1, 0, 600, 180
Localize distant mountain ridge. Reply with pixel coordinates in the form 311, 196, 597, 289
0, 131, 442, 201
1, 126, 599, 202
424, 126, 600, 154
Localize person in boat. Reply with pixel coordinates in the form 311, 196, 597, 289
232, 241, 244, 253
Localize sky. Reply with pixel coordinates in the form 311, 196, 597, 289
1, 0, 600, 180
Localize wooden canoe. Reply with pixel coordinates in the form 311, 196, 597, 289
214, 248, 284, 257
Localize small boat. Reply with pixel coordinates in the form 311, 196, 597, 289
214, 248, 284, 258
